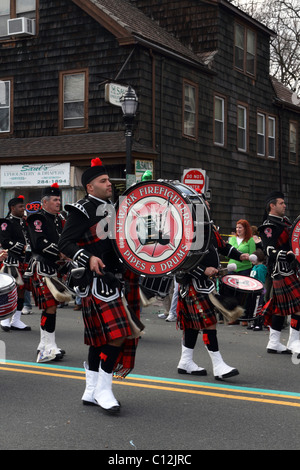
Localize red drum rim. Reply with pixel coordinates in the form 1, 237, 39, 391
113, 180, 210, 277
290, 215, 300, 263
221, 274, 263, 292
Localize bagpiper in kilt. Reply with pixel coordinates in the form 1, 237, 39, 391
26, 183, 67, 363
0, 195, 31, 331
176, 215, 249, 380
59, 158, 142, 414
259, 191, 300, 355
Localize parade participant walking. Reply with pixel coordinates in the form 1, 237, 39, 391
26, 183, 66, 362
259, 191, 300, 354
58, 158, 141, 414
0, 195, 31, 332
176, 202, 249, 380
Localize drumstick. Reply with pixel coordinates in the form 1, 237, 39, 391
218, 263, 237, 273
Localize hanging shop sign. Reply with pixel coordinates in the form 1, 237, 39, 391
105, 83, 136, 107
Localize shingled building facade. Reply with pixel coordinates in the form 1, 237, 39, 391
0, 0, 299, 231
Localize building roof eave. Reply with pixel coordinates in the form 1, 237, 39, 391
0, 132, 158, 166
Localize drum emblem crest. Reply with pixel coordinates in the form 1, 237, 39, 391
264, 227, 272, 238
290, 216, 300, 262
129, 200, 178, 257
114, 181, 203, 276
34, 219, 43, 232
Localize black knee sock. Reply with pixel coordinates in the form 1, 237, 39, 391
100, 344, 122, 374
202, 329, 219, 352
88, 346, 102, 372
183, 329, 199, 349
17, 298, 24, 311
271, 315, 285, 332
291, 314, 300, 331
41, 312, 56, 333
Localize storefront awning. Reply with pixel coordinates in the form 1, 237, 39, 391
0, 132, 157, 166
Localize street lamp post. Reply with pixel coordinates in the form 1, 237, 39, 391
120, 86, 138, 186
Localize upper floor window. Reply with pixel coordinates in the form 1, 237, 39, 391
289, 121, 298, 164
0, 79, 12, 134
237, 103, 248, 152
59, 69, 88, 132
234, 23, 256, 77
268, 116, 276, 158
257, 113, 265, 156
182, 80, 198, 139
0, 0, 36, 37
214, 95, 226, 147
257, 111, 276, 158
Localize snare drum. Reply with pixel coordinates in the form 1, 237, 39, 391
113, 180, 211, 277
0, 273, 18, 320
140, 275, 173, 300
219, 274, 263, 320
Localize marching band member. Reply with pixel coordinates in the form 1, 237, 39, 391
259, 191, 300, 354
176, 199, 249, 380
0, 195, 31, 332
26, 183, 67, 362
58, 158, 141, 414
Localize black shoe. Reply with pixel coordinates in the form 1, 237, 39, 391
1, 325, 10, 332
215, 368, 239, 380
267, 348, 292, 354
10, 325, 31, 331
178, 368, 207, 376
100, 402, 121, 414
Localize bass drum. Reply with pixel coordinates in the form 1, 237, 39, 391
290, 215, 300, 264
113, 179, 212, 277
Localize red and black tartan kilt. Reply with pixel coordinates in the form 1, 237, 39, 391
177, 285, 217, 331
81, 269, 140, 377
262, 273, 300, 326
31, 271, 58, 310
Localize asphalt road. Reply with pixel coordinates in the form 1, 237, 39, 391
1, 298, 300, 453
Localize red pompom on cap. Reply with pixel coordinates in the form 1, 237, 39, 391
91, 157, 103, 167
42, 182, 61, 197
